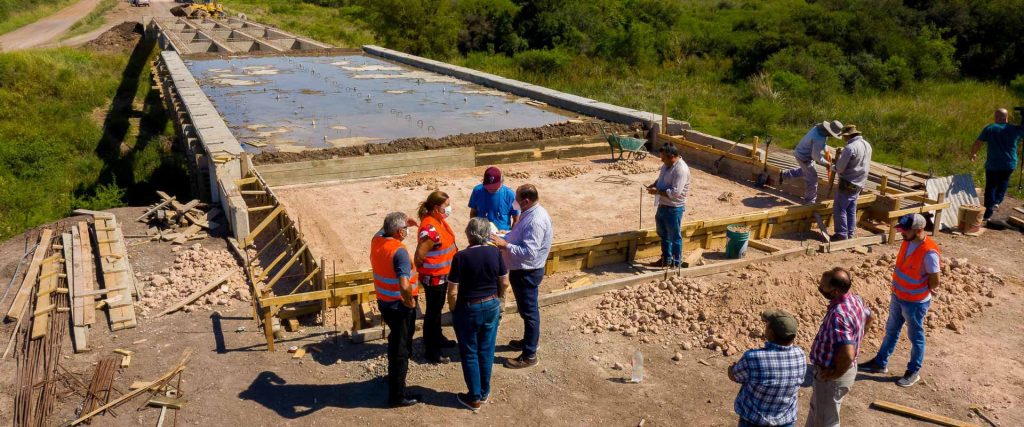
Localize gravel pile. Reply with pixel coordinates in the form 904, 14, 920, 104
137, 243, 248, 316
547, 165, 592, 179
605, 160, 657, 175
572, 254, 1003, 356
387, 177, 449, 190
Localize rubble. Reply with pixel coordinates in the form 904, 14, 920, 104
547, 165, 591, 179
717, 192, 735, 203
506, 171, 531, 180
605, 160, 657, 175
137, 191, 221, 243
137, 243, 248, 316
572, 254, 1003, 355
387, 176, 449, 190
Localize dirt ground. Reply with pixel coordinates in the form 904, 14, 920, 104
273, 154, 797, 272
0, 0, 177, 52
2, 202, 1023, 426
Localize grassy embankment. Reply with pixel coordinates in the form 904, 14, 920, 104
63, 0, 118, 39
0, 40, 188, 241
0, 0, 76, 36
223, 0, 1021, 186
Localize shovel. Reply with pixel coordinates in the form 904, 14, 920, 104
711, 134, 745, 175
754, 135, 773, 187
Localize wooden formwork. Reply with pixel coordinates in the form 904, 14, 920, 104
234, 124, 949, 351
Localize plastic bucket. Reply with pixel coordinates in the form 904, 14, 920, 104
725, 225, 750, 259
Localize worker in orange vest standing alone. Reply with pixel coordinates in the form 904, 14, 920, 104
858, 213, 941, 388
371, 211, 421, 407
415, 191, 459, 363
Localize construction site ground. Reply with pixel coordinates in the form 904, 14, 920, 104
2, 202, 1023, 426
274, 153, 798, 273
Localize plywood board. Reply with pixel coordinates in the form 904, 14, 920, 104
92, 216, 138, 331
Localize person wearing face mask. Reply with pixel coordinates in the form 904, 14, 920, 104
370, 211, 421, 407
469, 166, 520, 232
858, 214, 940, 388
807, 267, 874, 427
415, 191, 459, 363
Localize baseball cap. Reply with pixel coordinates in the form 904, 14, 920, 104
483, 166, 502, 192
761, 310, 798, 340
896, 213, 926, 232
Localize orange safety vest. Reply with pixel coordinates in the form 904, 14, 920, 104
370, 235, 418, 302
417, 214, 457, 277
891, 236, 940, 302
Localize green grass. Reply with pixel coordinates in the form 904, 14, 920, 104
221, 0, 1023, 196
0, 0, 76, 36
0, 41, 188, 240
63, 0, 117, 40
222, 0, 375, 47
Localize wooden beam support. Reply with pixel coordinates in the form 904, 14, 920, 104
244, 205, 284, 247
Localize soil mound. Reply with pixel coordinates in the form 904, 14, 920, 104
84, 22, 144, 53
252, 121, 627, 165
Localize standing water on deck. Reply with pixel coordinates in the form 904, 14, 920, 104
185, 55, 577, 153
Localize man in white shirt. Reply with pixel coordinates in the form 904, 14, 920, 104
645, 143, 691, 268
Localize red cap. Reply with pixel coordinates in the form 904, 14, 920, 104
483, 167, 502, 192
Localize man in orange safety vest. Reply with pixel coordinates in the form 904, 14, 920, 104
858, 213, 941, 388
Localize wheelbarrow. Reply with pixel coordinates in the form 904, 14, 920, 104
601, 127, 649, 161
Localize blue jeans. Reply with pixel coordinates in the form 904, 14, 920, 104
874, 294, 931, 373
655, 205, 685, 265
782, 158, 818, 203
453, 298, 501, 402
832, 188, 859, 239
510, 268, 543, 358
983, 169, 1013, 219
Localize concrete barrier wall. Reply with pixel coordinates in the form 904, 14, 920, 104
363, 45, 691, 133
159, 50, 250, 241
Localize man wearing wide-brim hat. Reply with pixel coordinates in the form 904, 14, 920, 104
829, 124, 873, 241
779, 120, 843, 204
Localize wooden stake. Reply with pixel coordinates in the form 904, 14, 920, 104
869, 400, 979, 427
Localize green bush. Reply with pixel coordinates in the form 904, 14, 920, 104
514, 49, 572, 74
1011, 75, 1024, 99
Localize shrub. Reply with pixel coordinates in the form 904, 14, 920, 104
1010, 75, 1024, 99
514, 49, 572, 74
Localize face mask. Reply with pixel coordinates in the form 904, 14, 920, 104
443, 206, 452, 218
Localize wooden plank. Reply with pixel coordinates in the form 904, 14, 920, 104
71, 227, 85, 327
256, 147, 476, 173
260, 283, 374, 307
888, 202, 951, 218
73, 209, 114, 218
261, 244, 308, 292
31, 247, 61, 339
869, 400, 979, 427
135, 198, 176, 222
243, 205, 284, 246
93, 216, 138, 330
5, 228, 53, 321
748, 240, 781, 253
78, 222, 96, 326
153, 273, 231, 317
67, 351, 192, 426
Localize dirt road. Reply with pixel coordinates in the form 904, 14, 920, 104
0, 0, 177, 52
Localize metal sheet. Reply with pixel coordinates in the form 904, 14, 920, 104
926, 174, 979, 229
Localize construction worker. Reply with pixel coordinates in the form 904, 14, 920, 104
415, 191, 459, 363
490, 184, 552, 369
645, 143, 691, 267
830, 125, 872, 241
370, 211, 421, 407
858, 213, 940, 388
728, 310, 806, 427
469, 166, 520, 231
779, 120, 843, 204
969, 108, 1024, 221
807, 267, 875, 427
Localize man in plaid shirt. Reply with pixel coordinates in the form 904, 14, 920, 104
729, 310, 807, 427
807, 267, 875, 427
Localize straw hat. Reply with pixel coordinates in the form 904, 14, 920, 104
821, 120, 844, 138
839, 125, 862, 137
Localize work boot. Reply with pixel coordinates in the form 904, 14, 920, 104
643, 259, 667, 268
441, 338, 458, 348
389, 393, 422, 408
829, 233, 848, 242
857, 358, 888, 374
896, 371, 920, 387
507, 339, 523, 351
457, 393, 482, 412
504, 354, 539, 369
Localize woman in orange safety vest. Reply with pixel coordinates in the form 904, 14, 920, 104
415, 191, 459, 363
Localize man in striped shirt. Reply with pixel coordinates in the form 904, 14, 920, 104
807, 267, 875, 427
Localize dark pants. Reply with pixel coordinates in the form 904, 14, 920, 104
984, 169, 1014, 219
379, 300, 416, 404
833, 188, 860, 239
421, 278, 449, 359
510, 268, 543, 358
739, 419, 793, 427
453, 298, 501, 402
